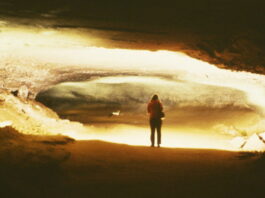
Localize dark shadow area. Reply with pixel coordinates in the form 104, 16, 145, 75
0, 126, 73, 198
1, 126, 265, 198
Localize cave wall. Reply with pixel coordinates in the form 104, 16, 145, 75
1, 0, 265, 73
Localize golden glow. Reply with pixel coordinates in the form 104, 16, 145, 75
63, 124, 265, 151
89, 76, 178, 85
0, 121, 13, 128
0, 26, 216, 74
4, 26, 265, 113
61, 124, 237, 151
2, 25, 265, 151
0, 26, 102, 52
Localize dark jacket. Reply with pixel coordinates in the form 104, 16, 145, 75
147, 100, 163, 119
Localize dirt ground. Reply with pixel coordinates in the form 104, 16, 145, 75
0, 129, 264, 198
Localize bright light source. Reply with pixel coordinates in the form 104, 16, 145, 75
1, 26, 265, 151
63, 124, 237, 151
0, 121, 13, 128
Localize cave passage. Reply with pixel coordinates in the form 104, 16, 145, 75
2, 25, 265, 150
36, 74, 264, 150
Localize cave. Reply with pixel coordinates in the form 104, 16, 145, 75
1, 1, 265, 198
33, 49, 265, 150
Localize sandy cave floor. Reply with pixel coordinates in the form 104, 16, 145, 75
0, 128, 265, 198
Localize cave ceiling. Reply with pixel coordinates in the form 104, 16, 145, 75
1, 0, 265, 73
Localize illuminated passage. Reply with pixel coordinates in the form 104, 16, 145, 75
1, 25, 265, 151
37, 75, 265, 151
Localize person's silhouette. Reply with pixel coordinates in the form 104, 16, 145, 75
147, 94, 163, 148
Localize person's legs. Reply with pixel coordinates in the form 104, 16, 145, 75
150, 119, 156, 147
157, 119, 162, 147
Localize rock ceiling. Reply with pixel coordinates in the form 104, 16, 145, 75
1, 0, 265, 73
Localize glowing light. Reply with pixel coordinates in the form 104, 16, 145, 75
230, 136, 246, 149
0, 26, 217, 74
242, 133, 265, 151
0, 121, 13, 128
93, 76, 177, 84
260, 132, 265, 139
2, 26, 265, 151
62, 124, 237, 151
0, 27, 84, 48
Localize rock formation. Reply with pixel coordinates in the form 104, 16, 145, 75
0, 0, 265, 73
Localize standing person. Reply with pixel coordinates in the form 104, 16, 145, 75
147, 94, 163, 148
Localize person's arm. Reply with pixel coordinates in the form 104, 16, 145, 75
159, 102, 163, 112
147, 102, 151, 114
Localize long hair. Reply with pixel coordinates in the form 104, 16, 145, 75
151, 94, 159, 101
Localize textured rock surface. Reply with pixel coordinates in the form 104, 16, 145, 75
0, 89, 86, 136
1, 0, 265, 73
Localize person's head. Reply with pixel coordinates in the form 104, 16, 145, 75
151, 94, 159, 101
